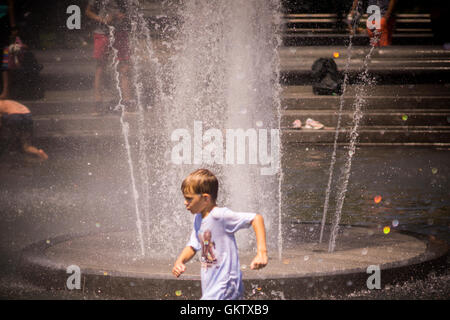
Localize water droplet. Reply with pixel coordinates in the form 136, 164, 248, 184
374, 195, 382, 203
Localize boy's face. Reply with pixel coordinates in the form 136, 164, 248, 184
183, 192, 209, 214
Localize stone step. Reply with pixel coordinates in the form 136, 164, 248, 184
30, 113, 450, 145
23, 45, 450, 91
282, 127, 450, 144
32, 127, 450, 146
21, 84, 450, 116
282, 110, 450, 127
279, 46, 450, 59
282, 33, 435, 46
282, 84, 450, 109
283, 95, 450, 110
32, 112, 450, 135
25, 95, 450, 115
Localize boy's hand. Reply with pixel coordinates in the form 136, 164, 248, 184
250, 251, 268, 270
172, 260, 186, 278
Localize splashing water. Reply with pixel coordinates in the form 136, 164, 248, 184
328, 43, 378, 253
105, 0, 283, 257
108, 23, 146, 256
319, 21, 358, 244
168, 0, 283, 256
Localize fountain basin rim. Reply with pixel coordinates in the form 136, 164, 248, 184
19, 224, 449, 281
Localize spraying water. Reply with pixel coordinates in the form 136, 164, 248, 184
318, 24, 357, 244
169, 0, 283, 256
103, 0, 283, 257
108, 22, 146, 256
328, 43, 378, 253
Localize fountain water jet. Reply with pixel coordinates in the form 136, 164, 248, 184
328, 43, 378, 253
106, 0, 283, 257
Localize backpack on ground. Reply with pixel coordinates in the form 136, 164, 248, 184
311, 58, 343, 95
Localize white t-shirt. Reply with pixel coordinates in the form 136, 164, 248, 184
186, 207, 256, 300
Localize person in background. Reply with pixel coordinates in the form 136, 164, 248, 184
349, 0, 397, 46
0, 99, 48, 161
0, 0, 16, 99
85, 0, 133, 111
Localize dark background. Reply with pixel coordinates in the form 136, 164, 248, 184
8, 0, 450, 49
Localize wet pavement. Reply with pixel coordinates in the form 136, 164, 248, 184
0, 143, 449, 299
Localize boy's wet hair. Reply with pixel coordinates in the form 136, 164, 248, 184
181, 169, 218, 201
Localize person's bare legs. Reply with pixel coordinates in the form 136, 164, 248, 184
119, 61, 131, 102
0, 70, 10, 99
94, 62, 105, 103
22, 143, 48, 161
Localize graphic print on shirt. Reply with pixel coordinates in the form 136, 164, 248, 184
199, 230, 218, 268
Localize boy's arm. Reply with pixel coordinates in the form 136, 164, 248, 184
85, 3, 111, 25
172, 246, 196, 278
250, 214, 268, 270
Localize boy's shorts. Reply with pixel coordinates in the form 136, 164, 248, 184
1, 113, 33, 140
93, 32, 130, 62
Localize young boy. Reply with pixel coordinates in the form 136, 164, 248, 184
0, 99, 48, 160
172, 169, 268, 300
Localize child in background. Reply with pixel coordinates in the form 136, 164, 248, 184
0, 99, 48, 160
